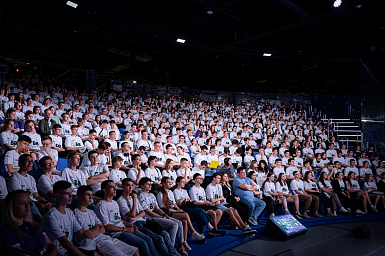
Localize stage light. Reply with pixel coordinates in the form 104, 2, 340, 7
176, 38, 185, 43
66, 1, 78, 8
333, 0, 342, 8
16, 69, 20, 72
132, 80, 137, 84
263, 53, 272, 57
356, 5, 362, 8
207, 7, 213, 15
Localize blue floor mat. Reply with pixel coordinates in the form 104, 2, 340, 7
187, 212, 385, 256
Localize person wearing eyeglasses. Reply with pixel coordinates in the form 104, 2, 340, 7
37, 156, 62, 203
36, 136, 59, 171
7, 154, 52, 222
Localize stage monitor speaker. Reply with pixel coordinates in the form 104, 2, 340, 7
273, 249, 296, 256
265, 214, 307, 241
351, 224, 371, 238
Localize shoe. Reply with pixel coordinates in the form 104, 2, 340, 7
296, 212, 303, 217
177, 246, 188, 256
326, 212, 335, 217
294, 214, 302, 220
243, 229, 257, 236
340, 207, 349, 213
191, 231, 205, 240
313, 212, 323, 218
355, 209, 365, 215
184, 242, 191, 251
333, 211, 338, 217
302, 213, 311, 219
270, 213, 275, 217
284, 209, 290, 214
248, 217, 259, 226
370, 205, 379, 213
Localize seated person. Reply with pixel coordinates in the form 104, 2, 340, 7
80, 150, 110, 195
116, 142, 132, 170
7, 154, 52, 222
117, 178, 180, 256
37, 156, 63, 203
64, 125, 86, 152
23, 120, 42, 153
127, 154, 146, 188
104, 130, 120, 153
0, 190, 57, 255
0, 119, 19, 152
42, 180, 95, 256
80, 142, 108, 169
4, 135, 35, 175
36, 136, 58, 170
95, 180, 159, 256
49, 124, 66, 158
74, 185, 139, 256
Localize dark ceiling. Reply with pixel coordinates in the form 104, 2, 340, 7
0, 0, 384, 93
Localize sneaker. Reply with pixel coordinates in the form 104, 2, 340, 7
248, 217, 259, 226
340, 207, 349, 213
191, 231, 205, 240
296, 212, 303, 217
333, 211, 338, 217
355, 209, 365, 215
284, 209, 290, 214
243, 229, 257, 236
294, 214, 302, 220
302, 213, 311, 219
326, 212, 335, 217
313, 212, 323, 218
177, 246, 188, 256
270, 213, 275, 217
370, 205, 379, 213
184, 242, 192, 251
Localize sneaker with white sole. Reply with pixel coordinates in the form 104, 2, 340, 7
284, 209, 290, 214
184, 242, 192, 251
370, 205, 379, 213
191, 231, 205, 240
355, 209, 365, 215
177, 246, 188, 256
340, 207, 349, 213
248, 217, 259, 226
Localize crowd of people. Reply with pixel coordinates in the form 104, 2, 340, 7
0, 75, 384, 256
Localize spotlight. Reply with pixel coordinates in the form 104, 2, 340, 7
207, 7, 213, 14
333, 0, 342, 8
132, 80, 137, 84
176, 38, 186, 43
66, 1, 78, 8
263, 53, 272, 57
16, 69, 20, 72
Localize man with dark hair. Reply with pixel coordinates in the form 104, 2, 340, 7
43, 180, 90, 256
74, 185, 139, 256
38, 108, 57, 136
233, 167, 266, 226
95, 180, 158, 256
80, 142, 108, 169
4, 134, 34, 174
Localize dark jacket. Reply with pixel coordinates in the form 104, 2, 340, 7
38, 118, 57, 136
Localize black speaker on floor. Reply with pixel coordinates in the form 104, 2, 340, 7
265, 214, 307, 241
351, 224, 371, 238
273, 249, 296, 256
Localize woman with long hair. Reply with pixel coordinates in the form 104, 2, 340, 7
262, 172, 289, 217
0, 119, 18, 151
276, 173, 302, 219
162, 159, 177, 186
256, 160, 269, 178
318, 171, 349, 216
364, 174, 385, 211
157, 177, 205, 243
0, 190, 57, 255
346, 171, 378, 214
303, 171, 333, 217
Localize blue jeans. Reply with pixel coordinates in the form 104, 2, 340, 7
240, 197, 266, 220
136, 221, 179, 256
118, 230, 158, 256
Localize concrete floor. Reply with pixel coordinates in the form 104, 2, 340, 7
219, 221, 385, 256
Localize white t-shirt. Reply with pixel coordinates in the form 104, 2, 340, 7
37, 174, 62, 199
359, 167, 373, 176
109, 169, 127, 189
42, 207, 82, 255
162, 170, 177, 182
144, 167, 162, 183
127, 168, 145, 187
117, 152, 132, 167
50, 135, 63, 149
176, 168, 192, 179
0, 176, 8, 199
4, 150, 22, 173
189, 185, 206, 203
194, 153, 208, 165
94, 200, 125, 238
275, 181, 289, 194
273, 167, 285, 177
290, 179, 305, 195
23, 132, 42, 150
303, 180, 318, 191
61, 168, 87, 195
117, 196, 146, 224
244, 155, 255, 165
173, 189, 190, 201
157, 190, 176, 209
81, 164, 109, 193
7, 172, 38, 201
206, 183, 226, 204
346, 180, 360, 191
36, 149, 59, 162
65, 136, 84, 148
231, 155, 242, 166
263, 181, 276, 197
286, 166, 299, 177
148, 151, 166, 165
344, 166, 359, 177
0, 131, 18, 150
138, 192, 158, 219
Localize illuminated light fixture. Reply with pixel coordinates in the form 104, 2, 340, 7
355, 4, 362, 8
132, 80, 137, 84
207, 7, 213, 14
66, 1, 78, 8
333, 0, 342, 8
263, 53, 272, 57
176, 38, 185, 43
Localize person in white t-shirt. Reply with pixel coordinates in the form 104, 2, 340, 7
36, 136, 59, 171
275, 173, 302, 219
147, 141, 167, 169
42, 180, 91, 256
0, 119, 18, 151
37, 156, 62, 203
104, 130, 119, 153
108, 156, 127, 198
74, 185, 139, 256
80, 151, 110, 195
261, 172, 289, 217
64, 125, 86, 152
23, 120, 41, 152
318, 171, 348, 216
4, 134, 35, 174
194, 145, 208, 167
290, 171, 312, 219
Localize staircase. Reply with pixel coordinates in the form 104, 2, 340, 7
329, 118, 362, 150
